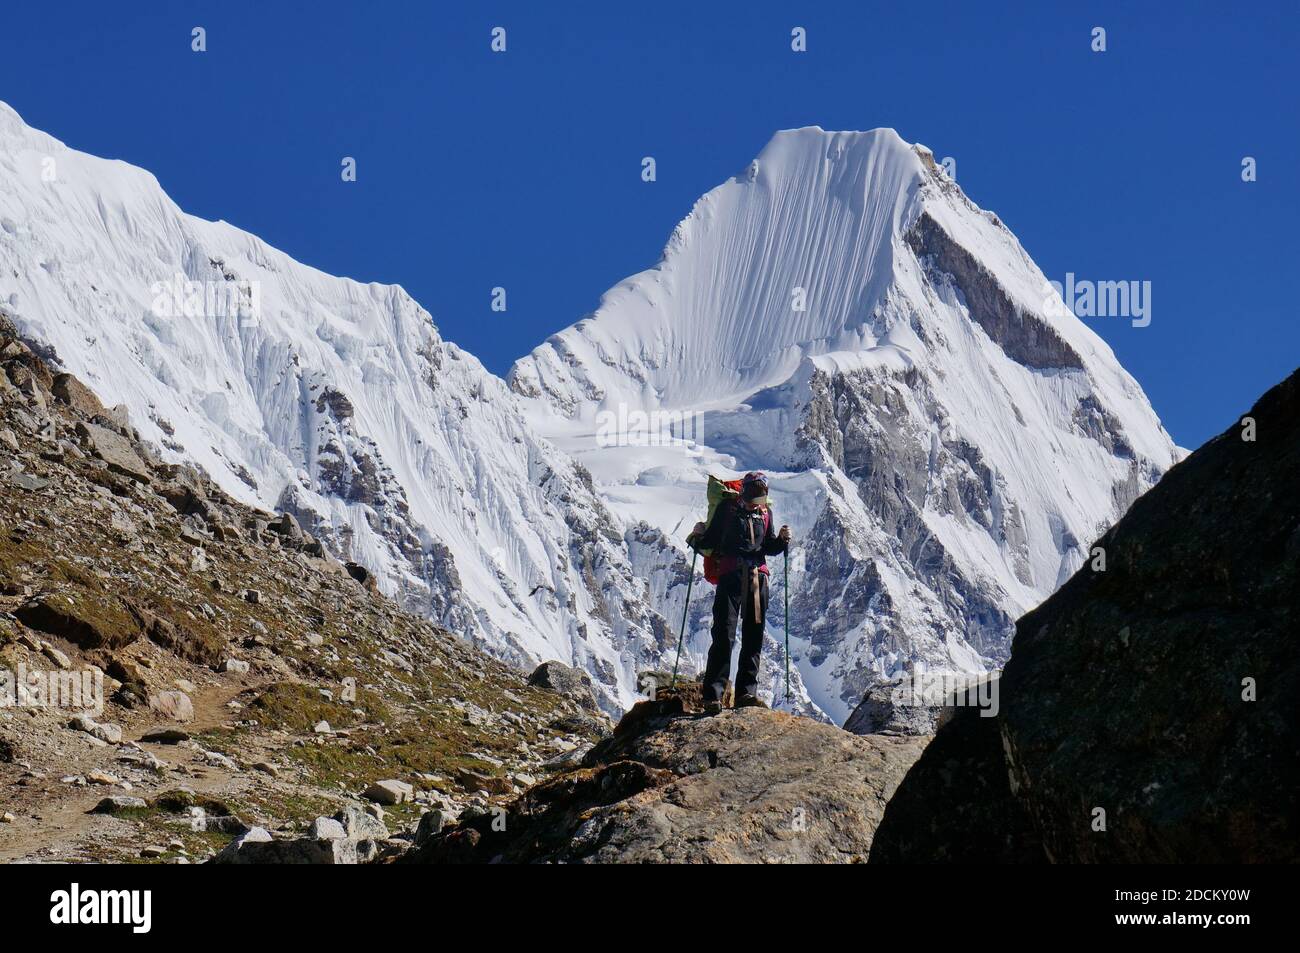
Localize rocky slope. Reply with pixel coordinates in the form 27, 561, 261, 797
511, 127, 1180, 720
871, 368, 1299, 863
407, 689, 925, 864
0, 315, 608, 863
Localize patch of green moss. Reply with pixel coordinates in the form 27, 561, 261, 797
247, 681, 390, 733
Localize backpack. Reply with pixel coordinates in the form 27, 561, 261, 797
694, 475, 772, 584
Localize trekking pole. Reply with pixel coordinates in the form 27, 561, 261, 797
784, 549, 791, 705
671, 549, 698, 690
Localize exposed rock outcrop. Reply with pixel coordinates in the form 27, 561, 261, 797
527, 660, 601, 714
408, 697, 925, 864
905, 211, 1083, 371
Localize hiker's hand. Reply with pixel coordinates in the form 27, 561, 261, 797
779, 525, 791, 542
692, 521, 706, 537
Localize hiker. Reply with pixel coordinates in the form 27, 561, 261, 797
687, 471, 790, 713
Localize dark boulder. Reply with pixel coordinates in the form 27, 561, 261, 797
869, 705, 1044, 863
873, 369, 1300, 863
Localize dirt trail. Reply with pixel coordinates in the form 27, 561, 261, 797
0, 677, 270, 862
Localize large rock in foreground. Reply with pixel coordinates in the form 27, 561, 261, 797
408, 698, 925, 863
873, 369, 1300, 863
868, 706, 1044, 863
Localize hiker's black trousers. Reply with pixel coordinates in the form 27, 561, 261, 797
703, 567, 768, 703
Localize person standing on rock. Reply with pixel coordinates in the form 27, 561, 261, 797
688, 471, 790, 714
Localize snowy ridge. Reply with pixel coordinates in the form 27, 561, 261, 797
510, 127, 924, 415
0, 100, 670, 712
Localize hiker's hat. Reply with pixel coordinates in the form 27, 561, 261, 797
741, 471, 768, 499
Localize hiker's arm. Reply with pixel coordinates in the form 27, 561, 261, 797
689, 503, 726, 550
762, 517, 789, 555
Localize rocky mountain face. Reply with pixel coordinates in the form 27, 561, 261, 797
0, 316, 610, 862
408, 689, 925, 864
510, 127, 1179, 721
871, 369, 1299, 863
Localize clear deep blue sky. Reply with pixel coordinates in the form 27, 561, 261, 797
1, 1, 1295, 448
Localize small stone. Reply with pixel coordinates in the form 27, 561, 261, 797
74, 421, 150, 482
252, 761, 279, 778
9, 472, 50, 492
41, 644, 72, 670
221, 658, 250, 674
215, 826, 273, 863
455, 767, 512, 795
69, 714, 122, 745
140, 845, 167, 858
414, 809, 447, 846
106, 655, 146, 686
313, 720, 332, 734
139, 729, 189, 745
364, 779, 414, 805
51, 373, 106, 417
89, 796, 146, 814
87, 770, 120, 786
149, 690, 194, 722
309, 817, 347, 840
1, 812, 15, 823
334, 804, 389, 841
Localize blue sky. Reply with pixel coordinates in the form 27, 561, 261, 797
1, 0, 1295, 448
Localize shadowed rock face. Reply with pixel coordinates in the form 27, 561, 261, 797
872, 368, 1300, 863
408, 697, 926, 864
868, 705, 1044, 863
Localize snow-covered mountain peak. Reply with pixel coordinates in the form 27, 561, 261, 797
511, 125, 934, 418
510, 123, 1180, 720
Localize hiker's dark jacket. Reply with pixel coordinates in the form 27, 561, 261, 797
691, 498, 787, 576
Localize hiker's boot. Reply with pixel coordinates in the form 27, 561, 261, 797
702, 700, 723, 716
734, 694, 767, 709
